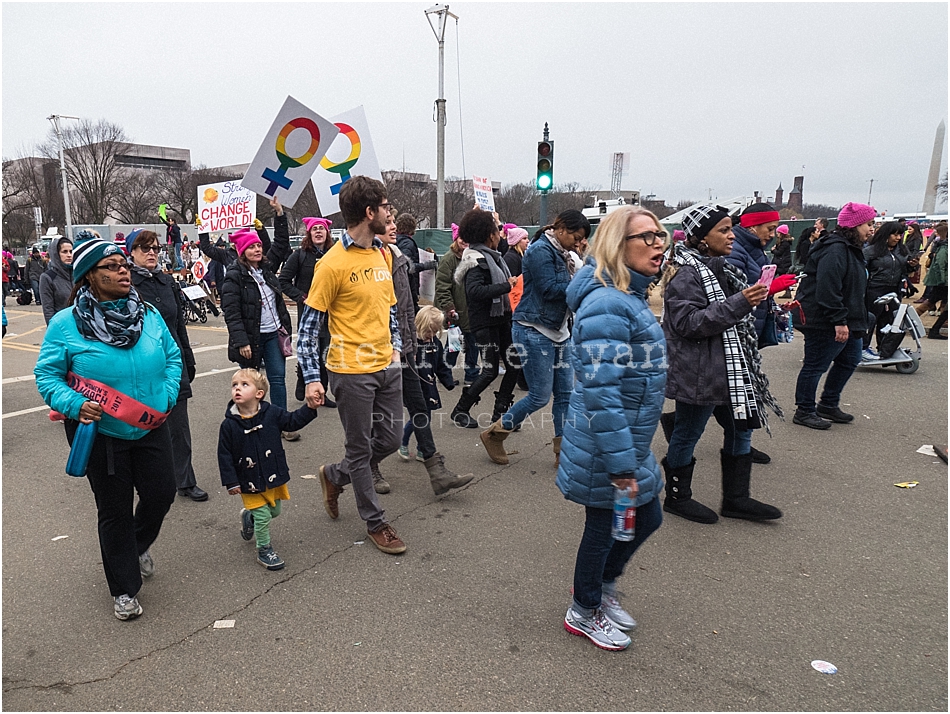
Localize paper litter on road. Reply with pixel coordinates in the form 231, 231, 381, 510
916, 445, 938, 457
213, 620, 235, 629
300, 474, 318, 479
354, 541, 364, 545
894, 481, 919, 489
863, 415, 870, 419
51, 535, 68, 541
811, 660, 837, 674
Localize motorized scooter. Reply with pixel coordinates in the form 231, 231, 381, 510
858, 292, 925, 374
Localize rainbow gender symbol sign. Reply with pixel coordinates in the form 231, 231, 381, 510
320, 123, 361, 195
261, 117, 323, 196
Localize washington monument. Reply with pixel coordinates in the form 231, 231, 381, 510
923, 120, 946, 214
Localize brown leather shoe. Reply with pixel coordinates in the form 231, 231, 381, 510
318, 465, 343, 520
368, 524, 406, 554
479, 420, 511, 465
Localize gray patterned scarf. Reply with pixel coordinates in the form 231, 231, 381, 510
73, 285, 145, 348
468, 243, 512, 317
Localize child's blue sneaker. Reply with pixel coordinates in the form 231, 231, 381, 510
240, 508, 254, 541
257, 545, 284, 571
398, 445, 411, 461
415, 449, 425, 462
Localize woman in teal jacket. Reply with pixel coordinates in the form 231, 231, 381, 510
556, 206, 667, 652
35, 232, 182, 622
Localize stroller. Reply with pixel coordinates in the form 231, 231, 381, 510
176, 276, 218, 323
858, 292, 925, 374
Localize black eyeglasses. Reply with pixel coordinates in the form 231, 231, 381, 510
378, 202, 392, 212
94, 261, 131, 273
625, 230, 668, 246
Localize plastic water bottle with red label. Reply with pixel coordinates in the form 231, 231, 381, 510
611, 485, 636, 541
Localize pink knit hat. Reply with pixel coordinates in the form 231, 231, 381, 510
302, 217, 332, 234
506, 227, 528, 246
230, 228, 262, 256
672, 229, 686, 242
776, 224, 789, 235
451, 223, 460, 241
837, 202, 876, 229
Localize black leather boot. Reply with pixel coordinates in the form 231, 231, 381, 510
720, 450, 782, 521
490, 390, 515, 424
662, 457, 718, 524
450, 387, 480, 429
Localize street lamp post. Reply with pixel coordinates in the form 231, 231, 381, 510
47, 114, 79, 238
425, 4, 457, 229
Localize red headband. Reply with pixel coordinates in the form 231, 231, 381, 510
740, 211, 780, 228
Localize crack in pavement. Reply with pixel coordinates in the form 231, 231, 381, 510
3, 442, 549, 695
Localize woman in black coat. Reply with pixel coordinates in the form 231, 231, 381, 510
220, 226, 295, 440
127, 229, 207, 502
279, 216, 335, 406
862, 221, 912, 355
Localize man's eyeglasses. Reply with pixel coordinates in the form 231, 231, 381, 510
625, 230, 668, 246
378, 202, 393, 213
94, 261, 131, 273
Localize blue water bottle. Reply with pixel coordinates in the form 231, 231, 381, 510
65, 420, 98, 477
611, 486, 636, 542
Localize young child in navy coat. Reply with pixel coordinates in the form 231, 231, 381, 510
399, 306, 456, 461
218, 368, 318, 570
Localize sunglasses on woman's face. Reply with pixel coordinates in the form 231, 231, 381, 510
138, 245, 163, 254
94, 261, 131, 273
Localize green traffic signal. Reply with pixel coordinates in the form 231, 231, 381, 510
537, 140, 554, 191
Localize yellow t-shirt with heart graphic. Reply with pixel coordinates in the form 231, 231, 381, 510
304, 241, 396, 374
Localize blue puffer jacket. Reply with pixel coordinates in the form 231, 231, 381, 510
512, 233, 572, 330
556, 265, 667, 510
727, 225, 770, 337
35, 303, 182, 440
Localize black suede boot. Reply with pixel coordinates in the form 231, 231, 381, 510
450, 387, 480, 429
720, 450, 782, 521
662, 457, 718, 524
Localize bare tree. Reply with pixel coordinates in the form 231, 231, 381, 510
2, 150, 65, 249
495, 181, 540, 225
384, 170, 434, 227
39, 119, 131, 224
937, 172, 948, 202
112, 171, 160, 224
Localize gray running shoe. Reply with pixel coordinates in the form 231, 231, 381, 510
371, 462, 391, 494
240, 508, 254, 541
563, 607, 631, 651
138, 550, 154, 578
601, 593, 637, 632
114, 594, 143, 620
257, 545, 285, 571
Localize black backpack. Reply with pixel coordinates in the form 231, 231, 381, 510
16, 290, 32, 305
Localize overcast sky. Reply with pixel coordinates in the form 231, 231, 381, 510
3, 2, 948, 215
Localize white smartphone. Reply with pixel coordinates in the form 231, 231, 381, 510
757, 264, 777, 288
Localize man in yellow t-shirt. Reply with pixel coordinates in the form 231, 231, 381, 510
296, 177, 407, 556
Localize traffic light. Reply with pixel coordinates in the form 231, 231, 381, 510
536, 140, 554, 191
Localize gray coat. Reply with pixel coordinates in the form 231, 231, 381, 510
389, 245, 417, 359
662, 257, 755, 406
39, 237, 73, 324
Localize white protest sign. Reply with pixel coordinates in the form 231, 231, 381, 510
310, 106, 383, 216
241, 95, 340, 208
196, 181, 256, 233
191, 257, 207, 281
418, 249, 436, 302
472, 175, 495, 212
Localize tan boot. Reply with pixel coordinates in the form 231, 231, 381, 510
423, 453, 474, 495
480, 420, 512, 465
553, 436, 562, 467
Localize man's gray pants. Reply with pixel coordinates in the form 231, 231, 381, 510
325, 366, 403, 532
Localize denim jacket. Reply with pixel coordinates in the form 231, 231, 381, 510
512, 234, 572, 330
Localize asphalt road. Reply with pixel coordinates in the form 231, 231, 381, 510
2, 299, 947, 712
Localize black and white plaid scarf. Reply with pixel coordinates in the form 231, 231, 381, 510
73, 285, 145, 348
670, 244, 784, 433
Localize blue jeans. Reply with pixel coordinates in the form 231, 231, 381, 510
666, 402, 752, 469
171, 243, 183, 270
794, 330, 862, 414
31, 279, 42, 305
258, 331, 287, 411
572, 496, 662, 616
502, 323, 572, 435
445, 330, 480, 385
